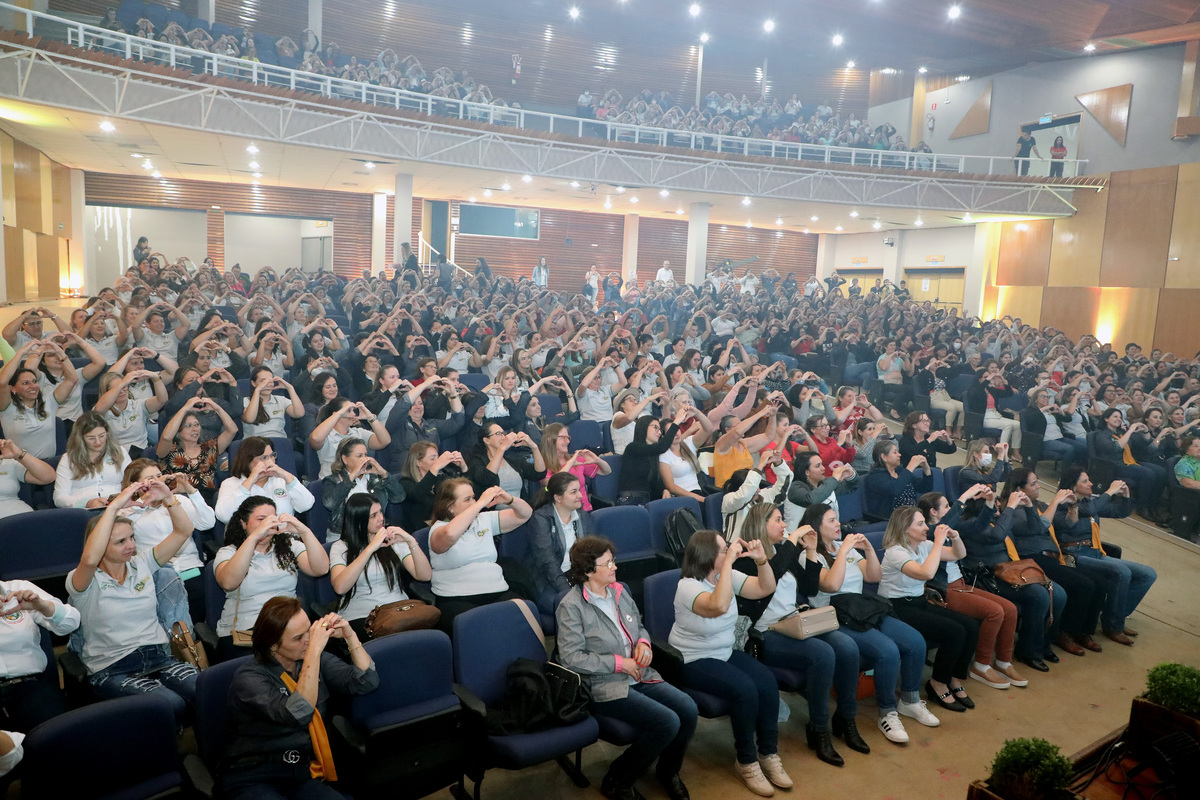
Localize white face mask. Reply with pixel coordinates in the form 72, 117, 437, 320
978, 453, 993, 467
1079, 381, 1092, 393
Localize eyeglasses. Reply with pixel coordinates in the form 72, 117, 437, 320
595, 559, 617, 569
485, 430, 505, 438
256, 453, 277, 461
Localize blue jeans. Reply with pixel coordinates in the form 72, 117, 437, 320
841, 615, 925, 711
768, 353, 799, 372
843, 361, 876, 388
1067, 546, 1157, 632
1041, 437, 1088, 466
594, 681, 698, 784
682, 650, 778, 765
995, 580, 1067, 659
761, 629, 859, 730
89, 644, 198, 726
1116, 463, 1168, 513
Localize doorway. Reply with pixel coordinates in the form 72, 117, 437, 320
1018, 113, 1082, 178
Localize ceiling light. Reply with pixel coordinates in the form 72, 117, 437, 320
956, 75, 970, 82
99, 121, 115, 132
880, 67, 897, 75
675, 208, 684, 214
365, 162, 376, 169
248, 161, 260, 169
603, 199, 612, 209
483, 189, 493, 197
831, 34, 843, 47
745, 220, 753, 228
918, 66, 928, 74
948, 5, 961, 20
252, 180, 260, 186
846, 61, 856, 69
246, 145, 259, 154
872, 221, 882, 229
659, 189, 670, 197
568, 6, 579, 19
742, 197, 751, 206
616, 186, 626, 193
962, 213, 972, 222
570, 181, 580, 188
253, 172, 262, 178
630, 196, 639, 203
142, 160, 153, 170
501, 182, 511, 191
211, 205, 220, 209
775, 218, 783, 225
1084, 43, 1096, 52
151, 171, 161, 178
468, 196, 477, 203
803, 228, 810, 234
810, 215, 819, 222
699, 32, 710, 43
689, 3, 701, 17
914, 219, 924, 226
835, 226, 844, 232
521, 174, 532, 183
849, 210, 859, 218
131, 153, 142, 158
763, 19, 775, 32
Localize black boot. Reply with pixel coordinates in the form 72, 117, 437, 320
831, 715, 871, 754
601, 771, 647, 800
806, 723, 845, 767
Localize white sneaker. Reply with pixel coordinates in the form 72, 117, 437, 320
735, 760, 775, 797
877, 711, 910, 743
897, 698, 941, 727
757, 754, 793, 789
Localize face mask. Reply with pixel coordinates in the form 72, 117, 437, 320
953, 342, 961, 351
978, 453, 993, 467
1079, 382, 1092, 393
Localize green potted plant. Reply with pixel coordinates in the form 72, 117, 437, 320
1127, 662, 1200, 755
967, 737, 1076, 800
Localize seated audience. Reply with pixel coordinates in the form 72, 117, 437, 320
215, 436, 313, 522
322, 437, 405, 541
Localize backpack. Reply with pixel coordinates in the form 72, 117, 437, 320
484, 658, 590, 735
663, 507, 705, 565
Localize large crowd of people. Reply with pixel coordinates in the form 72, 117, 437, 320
0, 243, 1182, 798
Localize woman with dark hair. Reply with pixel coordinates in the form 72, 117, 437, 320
222, 596, 378, 799
527, 472, 597, 613
556, 535, 697, 800
242, 366, 304, 439
474, 257, 493, 279
669, 530, 789, 796
397, 441, 466, 530
0, 340, 78, 458
878, 506, 981, 713
428, 480, 532, 631
309, 397, 390, 480
216, 437, 312, 522
805, 502, 934, 742
322, 437, 405, 541
736, 503, 868, 766
616, 409, 688, 505
156, 397, 239, 498
862, 438, 931, 521
53, 411, 131, 509
898, 410, 955, 469
1093, 407, 1170, 522
214, 496, 330, 660
329, 494, 431, 637
467, 421, 547, 503
1049, 135, 1067, 177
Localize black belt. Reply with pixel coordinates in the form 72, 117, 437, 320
225, 749, 312, 771
0, 676, 36, 689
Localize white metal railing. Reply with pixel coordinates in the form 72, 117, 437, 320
5, 3, 1089, 179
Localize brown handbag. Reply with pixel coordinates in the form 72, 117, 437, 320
993, 558, 1050, 589
364, 599, 441, 640
170, 621, 210, 670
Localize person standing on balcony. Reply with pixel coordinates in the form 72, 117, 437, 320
1014, 130, 1041, 176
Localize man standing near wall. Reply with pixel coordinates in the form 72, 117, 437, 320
1014, 130, 1041, 176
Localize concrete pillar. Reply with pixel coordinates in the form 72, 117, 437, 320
391, 173, 413, 268
815, 233, 837, 279
370, 192, 387, 275
621, 214, 639, 286
308, 0, 323, 44
684, 202, 709, 285
0, 152, 6, 303
881, 231, 902, 286
965, 222, 999, 320
68, 168, 86, 295
202, 0, 215, 24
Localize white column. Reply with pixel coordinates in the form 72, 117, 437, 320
0, 155, 6, 303
815, 233, 837, 279
308, 0, 323, 43
202, 0, 215, 24
68, 169, 86, 295
684, 202, 709, 285
621, 214, 639, 286
881, 231, 902, 286
391, 173, 414, 267
965, 223, 997, 319
370, 192, 387, 275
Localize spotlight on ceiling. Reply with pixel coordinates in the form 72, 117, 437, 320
918, 66, 928, 74
831, 34, 843, 47
1084, 43, 1096, 52
763, 19, 775, 32
568, 6, 579, 19
246, 145, 259, 154
699, 32, 709, 43
846, 60, 856, 69
948, 5, 961, 20
659, 189, 670, 197
689, 3, 701, 17
99, 121, 115, 132
521, 174, 532, 183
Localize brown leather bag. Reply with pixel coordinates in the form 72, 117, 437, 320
170, 621, 210, 670
365, 599, 441, 639
993, 558, 1050, 589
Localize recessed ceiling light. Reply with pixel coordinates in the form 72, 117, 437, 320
131, 153, 142, 158
570, 181, 580, 188
152, 171, 161, 178
956, 75, 971, 82
521, 174, 532, 183
1084, 43, 1096, 52
616, 186, 626, 193
763, 19, 775, 32
211, 205, 220, 209
603, 199, 612, 209
483, 189, 493, 197
699, 32, 710, 43
99, 121, 115, 132
803, 228, 810, 234
500, 182, 511, 191
246, 145, 259, 154
880, 67, 897, 75
468, 196, 477, 203
948, 5, 961, 20
872, 221, 882, 229
742, 197, 752, 206
253, 172, 262, 178
746, 220, 753, 228
810, 215, 819, 221
914, 219, 924, 226
252, 180, 259, 186
849, 211, 859, 218
142, 160, 153, 170
365, 162, 376, 169
962, 213, 972, 222
835, 225, 844, 231
831, 34, 843, 47
846, 61, 856, 69
918, 66, 928, 74
568, 6, 579, 19
659, 189, 670, 197
775, 218, 783, 225
630, 197, 639, 203
676, 208, 685, 214
248, 161, 260, 169
689, 3, 701, 17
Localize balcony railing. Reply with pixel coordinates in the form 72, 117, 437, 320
3, 2, 1088, 179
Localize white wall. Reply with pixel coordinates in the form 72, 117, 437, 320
827, 231, 889, 271
224, 214, 303, 272
85, 205, 207, 286
896, 226, 975, 267
868, 96, 913, 144
300, 219, 334, 238
868, 44, 1200, 175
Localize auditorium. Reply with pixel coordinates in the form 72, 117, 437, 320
0, 1, 1196, 799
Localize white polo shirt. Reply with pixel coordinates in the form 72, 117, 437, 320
430, 511, 506, 597
0, 579, 80, 678
329, 539, 412, 621
67, 552, 167, 674
0, 395, 59, 459
668, 571, 749, 663
214, 538, 306, 637
242, 395, 291, 439
106, 398, 151, 450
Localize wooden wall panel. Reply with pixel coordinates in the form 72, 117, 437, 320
51, 161, 73, 239
1167, 161, 1200, 288
996, 220, 1052, 286
1, 134, 14, 228
950, 80, 992, 140
869, 70, 915, 107
1048, 181, 1108, 286
1154, 290, 1200, 357
84, 174, 373, 276
35, 233, 62, 299
1075, 84, 1133, 145
3, 226, 24, 301
206, 209, 224, 270
1041, 287, 1101, 341
1099, 166, 1177, 288
635, 217, 688, 289
705, 225, 818, 282
992, 285, 1044, 328
13, 140, 47, 234
449, 204, 625, 295
1098, 288, 1159, 350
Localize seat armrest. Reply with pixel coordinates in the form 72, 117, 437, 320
59, 650, 87, 682
407, 581, 434, 605
453, 683, 487, 719
182, 754, 215, 798
196, 622, 218, 651
649, 637, 684, 685
330, 715, 367, 753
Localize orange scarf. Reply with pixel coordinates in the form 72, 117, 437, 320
279, 671, 337, 782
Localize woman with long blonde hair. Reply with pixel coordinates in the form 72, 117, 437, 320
54, 411, 131, 509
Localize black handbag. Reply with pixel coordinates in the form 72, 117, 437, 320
959, 558, 1001, 595
544, 662, 591, 726
829, 593, 892, 632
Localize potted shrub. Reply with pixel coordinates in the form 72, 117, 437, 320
1127, 662, 1200, 756
966, 737, 1075, 800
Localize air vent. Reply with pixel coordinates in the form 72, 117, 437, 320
177, 161, 219, 167
342, 182, 359, 186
